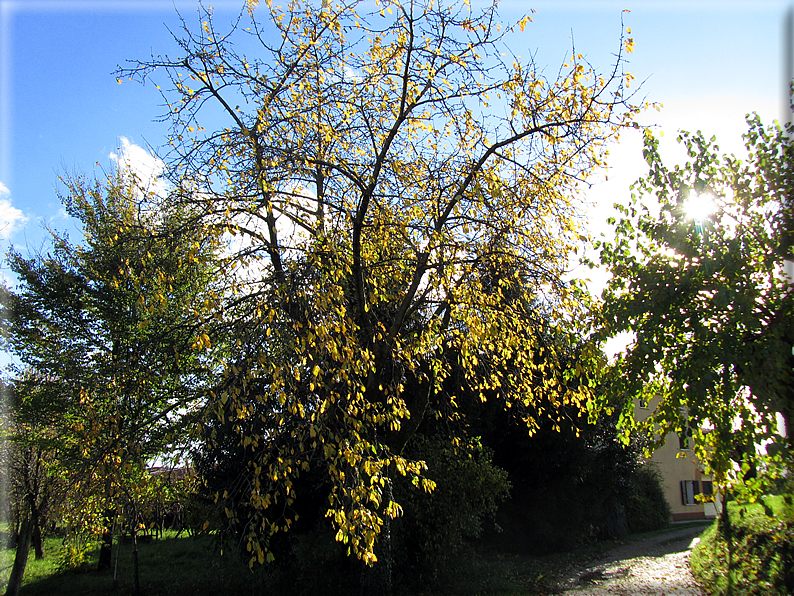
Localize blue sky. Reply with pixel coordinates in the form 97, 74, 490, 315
0, 0, 788, 277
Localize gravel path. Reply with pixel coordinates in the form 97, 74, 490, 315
558, 524, 708, 595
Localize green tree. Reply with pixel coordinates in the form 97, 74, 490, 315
597, 113, 794, 494
4, 169, 222, 578
122, 0, 643, 569
3, 375, 65, 596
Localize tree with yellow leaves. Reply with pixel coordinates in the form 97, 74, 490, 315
121, 0, 643, 574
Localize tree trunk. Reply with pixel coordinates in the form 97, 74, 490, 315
359, 478, 394, 596
97, 509, 115, 571
719, 492, 734, 596
359, 526, 392, 596
5, 518, 33, 596
132, 530, 141, 596
31, 518, 43, 560
98, 473, 117, 571
29, 501, 43, 561
7, 508, 19, 550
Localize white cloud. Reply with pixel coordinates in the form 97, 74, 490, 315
51, 207, 69, 223
343, 64, 363, 83
109, 137, 170, 199
0, 182, 28, 240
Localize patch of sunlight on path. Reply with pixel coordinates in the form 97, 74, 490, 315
562, 530, 704, 595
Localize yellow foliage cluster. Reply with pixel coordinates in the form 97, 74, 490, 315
120, 0, 646, 566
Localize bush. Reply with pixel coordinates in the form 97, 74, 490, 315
691, 495, 794, 595
391, 434, 511, 589
201, 433, 510, 595
56, 532, 96, 572
478, 400, 643, 553
266, 525, 359, 596
625, 464, 670, 534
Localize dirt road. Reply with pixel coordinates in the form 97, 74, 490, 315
557, 523, 709, 595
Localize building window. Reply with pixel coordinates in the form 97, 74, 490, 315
678, 425, 693, 450
701, 481, 714, 500
681, 480, 700, 505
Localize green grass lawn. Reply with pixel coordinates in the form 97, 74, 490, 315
0, 528, 621, 596
1, 533, 559, 596
690, 494, 794, 596
0, 536, 63, 590
0, 522, 711, 596
0, 532, 274, 596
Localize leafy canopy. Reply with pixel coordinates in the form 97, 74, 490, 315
598, 113, 793, 493
121, 0, 644, 565
4, 170, 221, 535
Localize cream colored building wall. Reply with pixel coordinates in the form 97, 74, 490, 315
635, 398, 716, 522
651, 431, 714, 520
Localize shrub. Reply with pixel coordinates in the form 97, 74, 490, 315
57, 532, 96, 572
478, 400, 644, 553
391, 434, 511, 589
267, 525, 359, 596
199, 432, 509, 595
691, 496, 794, 595
625, 464, 670, 534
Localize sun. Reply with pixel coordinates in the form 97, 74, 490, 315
683, 193, 716, 221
